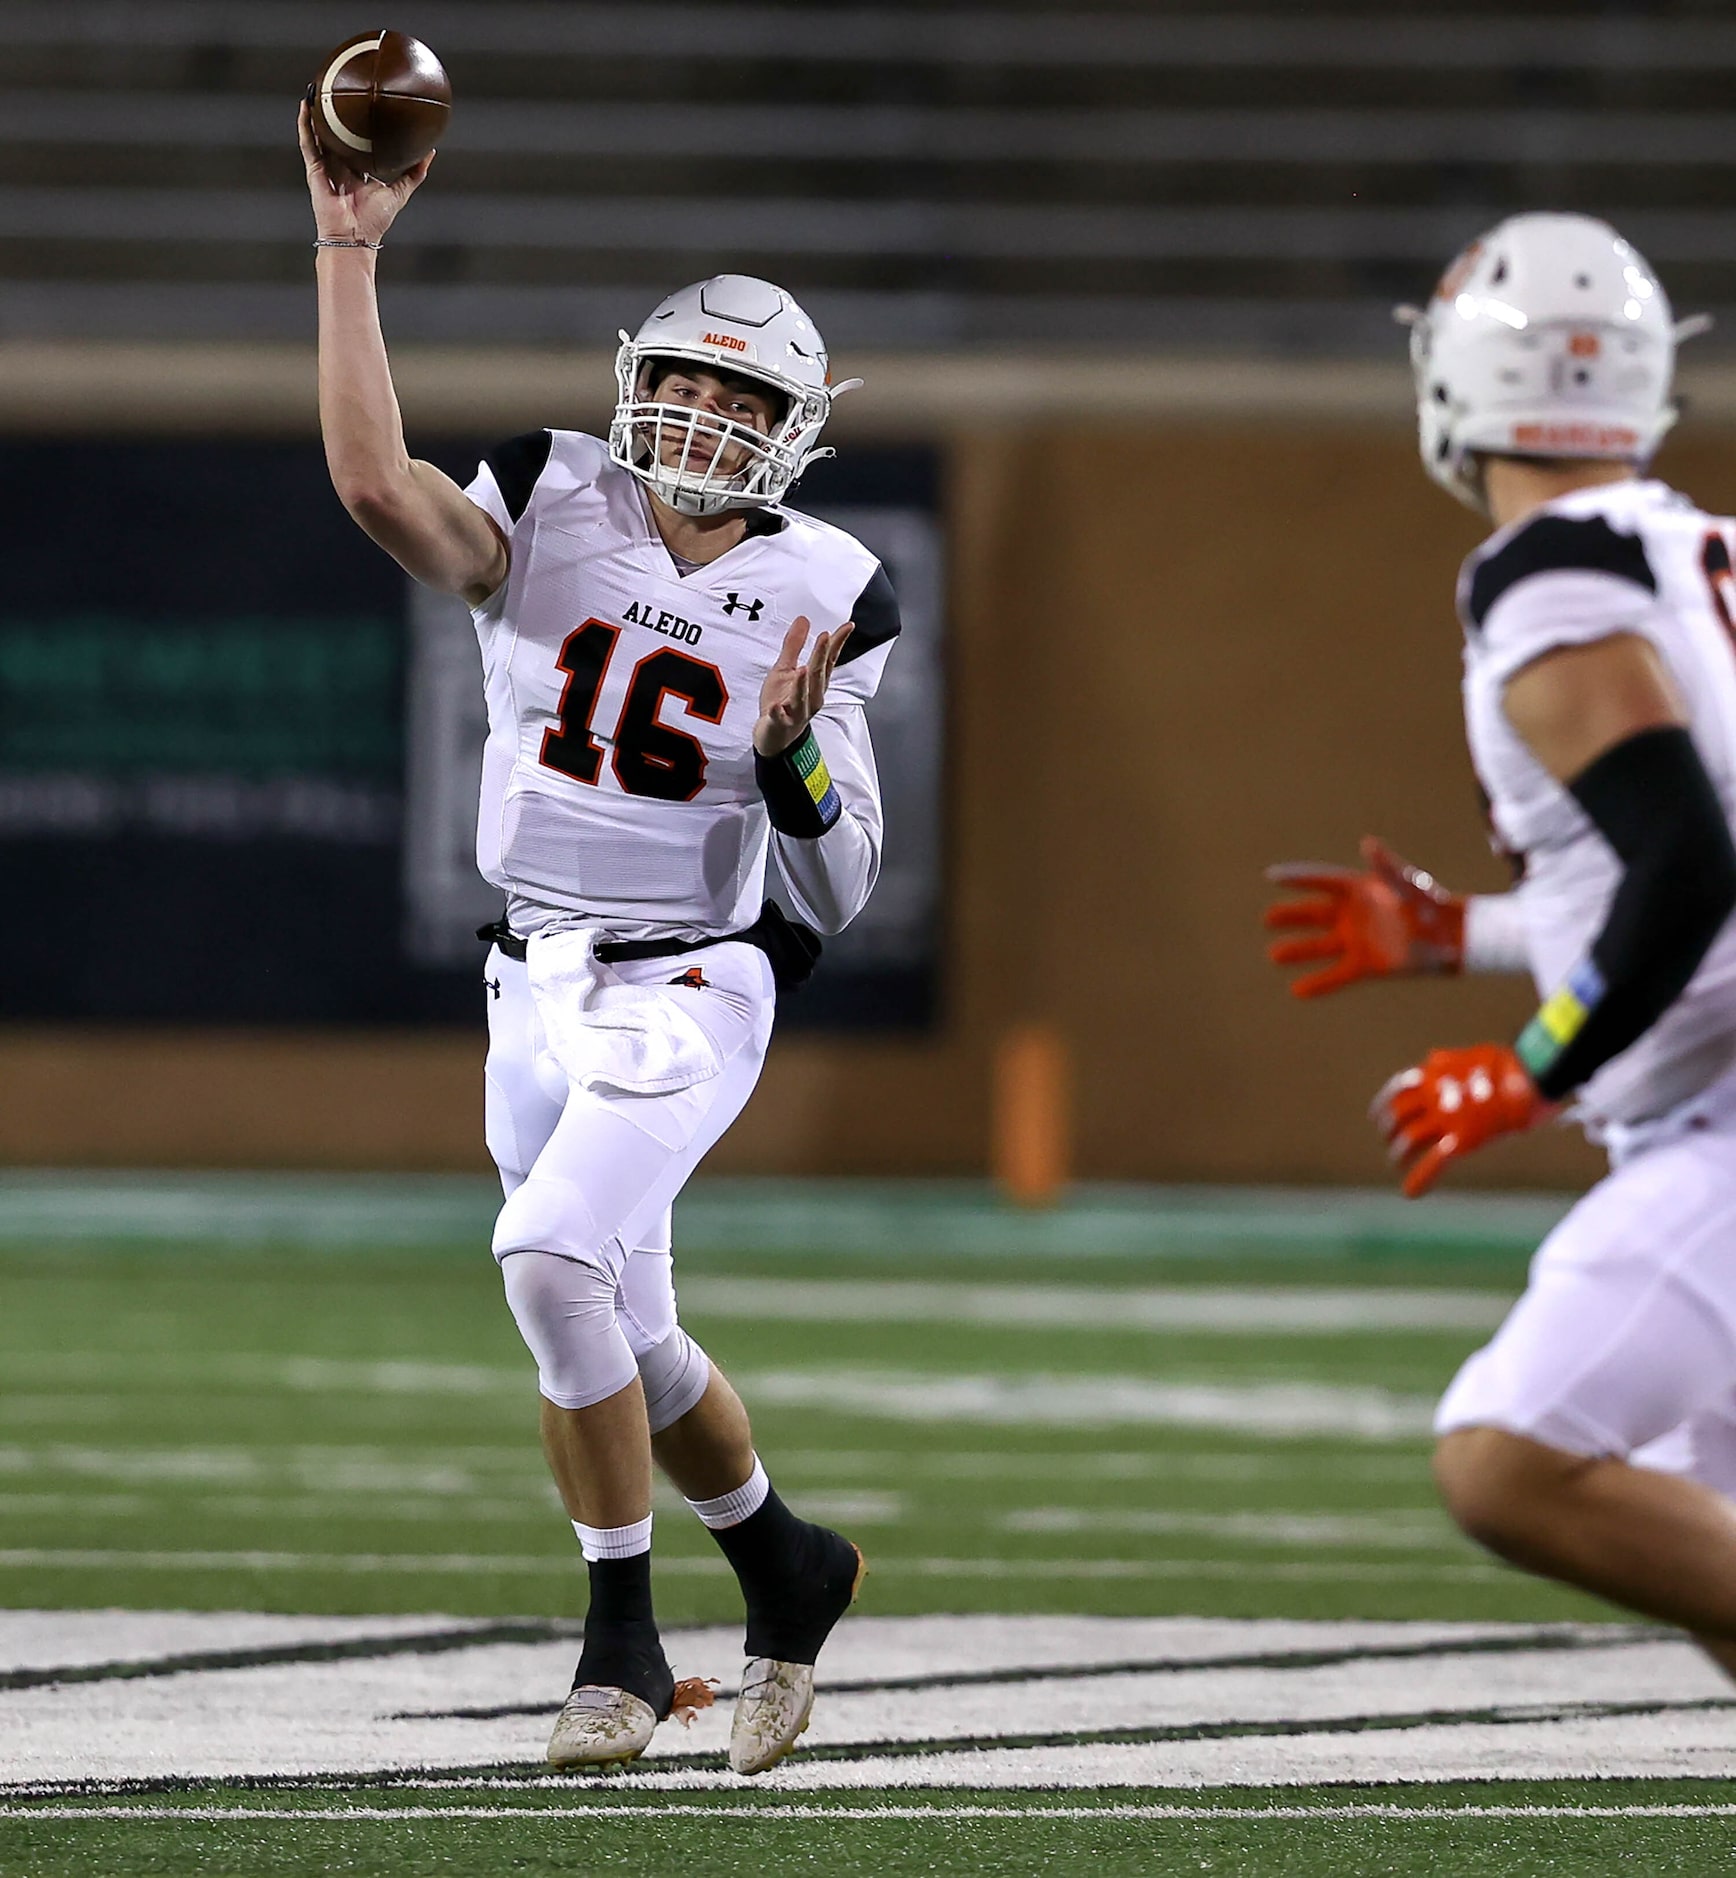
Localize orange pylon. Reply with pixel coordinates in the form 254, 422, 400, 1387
993, 1023, 1072, 1206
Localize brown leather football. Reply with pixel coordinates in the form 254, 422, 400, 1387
310, 31, 451, 183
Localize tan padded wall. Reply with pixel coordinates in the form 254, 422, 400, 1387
10, 422, 1733, 1186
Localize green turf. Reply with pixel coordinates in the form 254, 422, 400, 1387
0, 1228, 1615, 1626
8, 1189, 1711, 1873
4, 1784, 1733, 1877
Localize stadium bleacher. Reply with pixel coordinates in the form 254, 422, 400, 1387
0, 0, 1733, 352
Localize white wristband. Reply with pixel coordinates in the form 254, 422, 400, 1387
1464, 891, 1531, 974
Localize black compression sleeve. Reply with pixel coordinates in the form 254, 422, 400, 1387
1515, 726, 1736, 1100
755, 727, 842, 837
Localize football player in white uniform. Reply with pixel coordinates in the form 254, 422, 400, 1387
1265, 213, 1736, 1667
300, 111, 890, 1768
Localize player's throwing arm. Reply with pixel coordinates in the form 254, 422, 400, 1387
297, 101, 506, 604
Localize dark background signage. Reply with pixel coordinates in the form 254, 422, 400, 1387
0, 440, 943, 1028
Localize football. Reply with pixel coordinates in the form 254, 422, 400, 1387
309, 30, 451, 183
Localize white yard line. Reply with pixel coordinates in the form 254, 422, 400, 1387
7, 1802, 1736, 1821
0, 1548, 699, 1576
677, 1278, 1514, 1334
1001, 1508, 1460, 1548
0, 1549, 1502, 1582
14, 1614, 1698, 1787
0, 1611, 498, 1676
742, 1372, 1438, 1438
0, 1444, 539, 1492
0, 1365, 1441, 1437
0, 1171, 1568, 1254
3, 1354, 525, 1396
681, 1447, 1431, 1484
0, 1442, 1431, 1491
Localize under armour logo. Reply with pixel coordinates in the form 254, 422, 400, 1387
722, 592, 764, 620
484, 977, 501, 1000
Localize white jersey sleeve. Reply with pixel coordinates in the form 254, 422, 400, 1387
1459, 481, 1736, 1126
463, 429, 559, 615
464, 430, 554, 543
774, 699, 883, 932
1459, 503, 1668, 869
1463, 512, 1662, 691
770, 554, 900, 933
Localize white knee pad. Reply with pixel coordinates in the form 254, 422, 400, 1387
499, 1248, 638, 1412
637, 1329, 711, 1435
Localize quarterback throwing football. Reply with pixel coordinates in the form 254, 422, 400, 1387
1266, 213, 1736, 1665
301, 111, 894, 1769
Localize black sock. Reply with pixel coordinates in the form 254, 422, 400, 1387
709, 1487, 860, 1664
572, 1552, 672, 1713
583, 1551, 655, 1630
708, 1485, 808, 1592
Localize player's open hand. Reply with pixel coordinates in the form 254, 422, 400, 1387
1371, 1043, 1552, 1198
755, 616, 854, 757
1264, 836, 1466, 998
298, 99, 433, 246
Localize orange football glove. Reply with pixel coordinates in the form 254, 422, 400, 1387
1371, 1044, 1554, 1199
1264, 836, 1466, 999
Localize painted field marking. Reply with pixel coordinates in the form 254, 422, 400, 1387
7, 1614, 1713, 1787
0, 1440, 1427, 1489
677, 1277, 1515, 1334
1001, 1508, 1459, 1549
743, 1371, 1437, 1438
0, 1549, 1504, 1582
757, 1447, 1436, 1485
4, 1354, 523, 1396
0, 1443, 535, 1491
0, 1357, 1441, 1440
6, 1802, 1736, 1822
0, 1371, 1441, 1439
0, 1170, 1567, 1255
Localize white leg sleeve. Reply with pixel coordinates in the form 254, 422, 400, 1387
637, 1329, 712, 1434
617, 1245, 711, 1434
499, 1246, 638, 1412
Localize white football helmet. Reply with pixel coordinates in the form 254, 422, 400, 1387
608, 274, 859, 516
1398, 212, 1708, 512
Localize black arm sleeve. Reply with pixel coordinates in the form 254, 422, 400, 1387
1524, 725, 1736, 1100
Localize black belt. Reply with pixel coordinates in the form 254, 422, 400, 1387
476, 898, 822, 992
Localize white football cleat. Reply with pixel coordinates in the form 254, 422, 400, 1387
729, 1657, 817, 1775
546, 1684, 659, 1770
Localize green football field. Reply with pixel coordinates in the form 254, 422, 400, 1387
4, 1174, 1734, 1874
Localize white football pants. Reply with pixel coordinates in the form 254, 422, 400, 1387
1436, 1067, 1736, 1495
483, 928, 774, 1418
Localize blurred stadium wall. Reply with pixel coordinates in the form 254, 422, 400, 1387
5, 0, 1734, 1190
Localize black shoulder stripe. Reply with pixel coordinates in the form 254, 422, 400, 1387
1467, 514, 1655, 631
837, 562, 901, 665
483, 429, 554, 524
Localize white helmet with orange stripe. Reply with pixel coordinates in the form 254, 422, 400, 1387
608, 274, 860, 516
1398, 213, 1707, 513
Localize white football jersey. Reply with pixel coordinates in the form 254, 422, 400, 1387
464, 430, 898, 942
1460, 478, 1736, 1126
